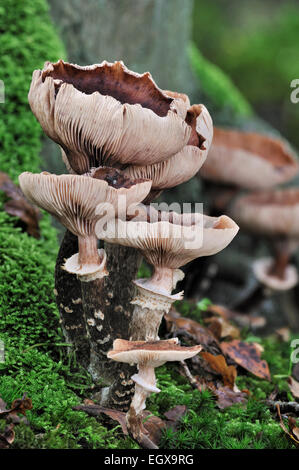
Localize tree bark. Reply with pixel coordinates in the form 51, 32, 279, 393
55, 229, 142, 409
48, 0, 196, 99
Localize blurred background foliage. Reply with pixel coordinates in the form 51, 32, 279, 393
192, 0, 299, 148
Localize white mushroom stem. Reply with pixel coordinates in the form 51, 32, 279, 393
130, 364, 160, 416
78, 234, 102, 267
129, 268, 184, 341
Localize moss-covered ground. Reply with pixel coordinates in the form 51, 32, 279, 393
0, 0, 296, 450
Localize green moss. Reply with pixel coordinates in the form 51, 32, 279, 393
188, 42, 253, 118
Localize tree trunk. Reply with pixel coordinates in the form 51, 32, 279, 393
55, 230, 141, 409
48, 0, 196, 99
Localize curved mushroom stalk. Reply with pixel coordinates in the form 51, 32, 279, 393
130, 267, 184, 341
130, 365, 160, 415
103, 211, 239, 342
107, 338, 202, 440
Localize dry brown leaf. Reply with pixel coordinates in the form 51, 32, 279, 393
288, 377, 299, 399
164, 405, 187, 430
205, 316, 240, 340
0, 424, 15, 449
165, 309, 220, 351
212, 385, 248, 410
201, 351, 237, 389
0, 171, 41, 238
220, 340, 271, 381
206, 304, 266, 329
276, 403, 299, 448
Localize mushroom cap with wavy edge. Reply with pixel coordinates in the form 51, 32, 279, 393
230, 188, 299, 238
28, 60, 192, 175
19, 170, 152, 235
253, 258, 298, 291
200, 127, 299, 190
107, 338, 202, 367
124, 104, 213, 190
100, 211, 239, 268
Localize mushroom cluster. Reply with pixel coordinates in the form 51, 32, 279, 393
199, 126, 299, 293
20, 59, 240, 436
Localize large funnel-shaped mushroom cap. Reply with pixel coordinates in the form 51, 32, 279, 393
230, 188, 299, 238
253, 257, 298, 291
28, 60, 192, 174
101, 211, 239, 269
200, 128, 299, 189
124, 104, 213, 190
19, 171, 152, 236
108, 338, 202, 367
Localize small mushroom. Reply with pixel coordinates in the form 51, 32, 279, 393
230, 188, 299, 291
19, 171, 151, 281
200, 127, 299, 190
101, 209, 239, 339
28, 60, 193, 174
107, 338, 202, 435
124, 104, 213, 191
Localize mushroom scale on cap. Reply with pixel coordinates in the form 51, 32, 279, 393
28, 60, 193, 174
200, 127, 299, 190
19, 170, 151, 281
230, 188, 299, 290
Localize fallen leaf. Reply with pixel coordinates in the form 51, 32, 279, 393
293, 363, 299, 382
213, 385, 248, 410
206, 305, 266, 329
0, 171, 41, 238
0, 424, 15, 449
276, 403, 299, 448
205, 316, 240, 340
142, 411, 166, 445
201, 351, 237, 389
288, 377, 299, 399
164, 405, 187, 430
165, 309, 220, 352
220, 340, 271, 381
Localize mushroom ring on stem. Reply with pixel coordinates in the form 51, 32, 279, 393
19, 170, 151, 281
101, 209, 239, 340
107, 338, 202, 425
230, 188, 299, 291
28, 60, 196, 175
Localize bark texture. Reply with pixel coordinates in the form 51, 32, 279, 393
54, 229, 90, 368
55, 230, 142, 409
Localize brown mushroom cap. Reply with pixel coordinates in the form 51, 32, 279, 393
107, 338, 202, 366
253, 258, 298, 291
200, 127, 299, 189
230, 188, 299, 238
124, 104, 213, 190
100, 211, 239, 269
29, 60, 192, 174
18, 171, 152, 237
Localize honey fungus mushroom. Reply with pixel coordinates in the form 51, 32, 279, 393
107, 338, 202, 438
19, 170, 151, 281
28, 60, 194, 175
124, 104, 213, 191
200, 127, 299, 190
101, 210, 239, 340
230, 188, 299, 291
